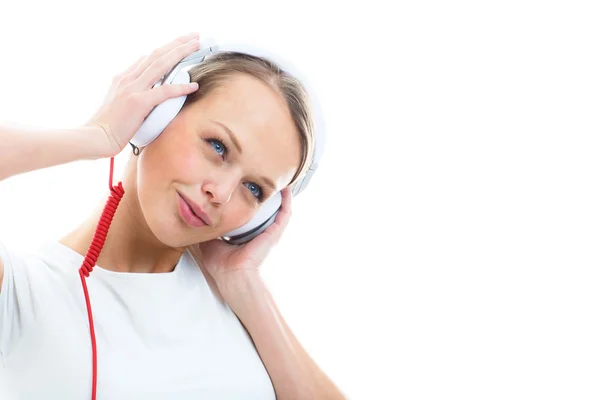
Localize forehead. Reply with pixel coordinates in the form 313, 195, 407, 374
191, 74, 303, 189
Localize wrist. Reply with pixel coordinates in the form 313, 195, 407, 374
84, 124, 120, 158
220, 270, 267, 313
50, 125, 114, 161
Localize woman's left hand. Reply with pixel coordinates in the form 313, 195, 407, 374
190, 187, 293, 297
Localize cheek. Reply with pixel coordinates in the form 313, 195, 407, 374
135, 142, 196, 217
144, 122, 203, 181
147, 145, 201, 185
219, 201, 260, 233
180, 146, 207, 176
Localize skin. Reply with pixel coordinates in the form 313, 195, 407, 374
60, 72, 302, 275
0, 33, 346, 397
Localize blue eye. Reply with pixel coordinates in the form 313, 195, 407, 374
209, 139, 225, 156
245, 182, 264, 201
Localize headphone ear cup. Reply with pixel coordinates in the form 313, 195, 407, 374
221, 191, 282, 244
130, 71, 191, 147
223, 211, 278, 245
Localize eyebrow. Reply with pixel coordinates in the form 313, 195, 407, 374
210, 119, 243, 154
209, 119, 277, 193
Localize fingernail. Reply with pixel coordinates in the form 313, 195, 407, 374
189, 82, 199, 89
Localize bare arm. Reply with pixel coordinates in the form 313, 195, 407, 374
0, 32, 203, 290
0, 123, 111, 182
226, 274, 347, 399
0, 31, 202, 184
0, 123, 110, 289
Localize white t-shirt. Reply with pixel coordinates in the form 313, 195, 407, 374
0, 240, 275, 400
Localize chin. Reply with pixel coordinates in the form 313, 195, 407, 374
153, 218, 223, 248
142, 211, 187, 248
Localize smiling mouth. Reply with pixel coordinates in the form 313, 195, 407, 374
177, 193, 210, 227
189, 205, 206, 223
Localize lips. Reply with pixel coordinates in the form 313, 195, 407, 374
177, 192, 212, 226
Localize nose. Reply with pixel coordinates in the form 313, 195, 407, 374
202, 173, 239, 205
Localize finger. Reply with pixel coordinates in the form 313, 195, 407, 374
279, 187, 293, 214
124, 33, 199, 82
135, 39, 200, 90
243, 188, 293, 247
270, 188, 293, 233
145, 81, 199, 109
262, 211, 290, 245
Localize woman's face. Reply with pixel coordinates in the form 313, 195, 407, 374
133, 73, 302, 247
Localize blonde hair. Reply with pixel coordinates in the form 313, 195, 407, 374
182, 51, 315, 189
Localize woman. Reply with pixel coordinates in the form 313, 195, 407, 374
0, 33, 344, 399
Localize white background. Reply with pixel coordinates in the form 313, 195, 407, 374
1, 1, 599, 398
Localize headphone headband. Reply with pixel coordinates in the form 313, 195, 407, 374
131, 38, 326, 244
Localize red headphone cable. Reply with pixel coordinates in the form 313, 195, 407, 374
78, 156, 124, 400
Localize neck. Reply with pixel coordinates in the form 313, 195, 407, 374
60, 160, 185, 274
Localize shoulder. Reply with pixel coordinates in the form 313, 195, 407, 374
1, 240, 80, 294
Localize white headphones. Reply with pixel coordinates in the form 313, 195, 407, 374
130, 39, 326, 245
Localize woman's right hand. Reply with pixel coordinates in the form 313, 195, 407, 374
86, 32, 201, 158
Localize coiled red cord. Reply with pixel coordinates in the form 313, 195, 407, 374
78, 157, 124, 400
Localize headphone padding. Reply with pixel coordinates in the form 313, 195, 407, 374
223, 191, 282, 238
130, 71, 191, 147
